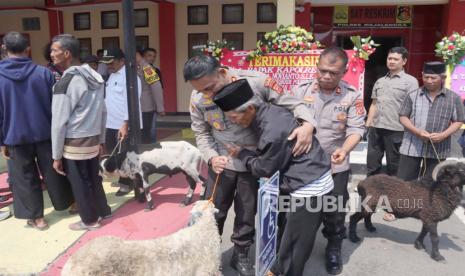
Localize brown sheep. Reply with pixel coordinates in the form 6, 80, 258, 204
348, 160, 465, 262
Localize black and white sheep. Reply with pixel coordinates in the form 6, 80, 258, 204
349, 160, 465, 262
101, 141, 206, 210
61, 200, 221, 276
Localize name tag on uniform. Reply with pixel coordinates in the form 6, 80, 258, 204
204, 105, 218, 111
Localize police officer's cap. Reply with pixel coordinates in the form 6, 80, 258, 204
213, 79, 254, 112
101, 48, 125, 64
423, 61, 445, 74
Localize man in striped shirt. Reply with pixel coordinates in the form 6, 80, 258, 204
213, 79, 332, 276
398, 61, 464, 181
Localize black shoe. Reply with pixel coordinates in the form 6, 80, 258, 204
325, 249, 342, 275
115, 186, 133, 197
230, 251, 255, 276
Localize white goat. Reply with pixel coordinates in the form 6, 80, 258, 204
61, 200, 221, 276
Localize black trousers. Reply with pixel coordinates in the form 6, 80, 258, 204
141, 111, 155, 144
397, 154, 443, 182
105, 128, 132, 188
7, 141, 74, 219
272, 196, 323, 276
64, 156, 111, 224
204, 167, 258, 249
367, 127, 404, 176
322, 170, 350, 242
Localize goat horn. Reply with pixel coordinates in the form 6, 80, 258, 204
432, 160, 458, 181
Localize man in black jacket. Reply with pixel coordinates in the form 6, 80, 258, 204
213, 79, 333, 276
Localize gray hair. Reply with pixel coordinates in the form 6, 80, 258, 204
2, 32, 29, 53
52, 34, 80, 59
231, 95, 262, 113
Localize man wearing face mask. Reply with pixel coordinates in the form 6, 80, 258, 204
293, 46, 366, 275
183, 55, 315, 276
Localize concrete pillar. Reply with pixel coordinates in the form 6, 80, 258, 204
277, 0, 295, 27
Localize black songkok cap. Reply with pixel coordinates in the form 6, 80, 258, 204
213, 79, 254, 112
423, 61, 446, 74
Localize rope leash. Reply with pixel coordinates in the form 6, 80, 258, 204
108, 138, 123, 159
208, 173, 221, 204
420, 138, 441, 178
203, 173, 221, 210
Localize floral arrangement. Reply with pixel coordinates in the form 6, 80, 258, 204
435, 32, 465, 66
350, 36, 379, 60
202, 39, 235, 60
247, 25, 322, 60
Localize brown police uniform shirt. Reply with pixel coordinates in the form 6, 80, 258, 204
137, 60, 164, 113
293, 80, 366, 173
190, 68, 316, 172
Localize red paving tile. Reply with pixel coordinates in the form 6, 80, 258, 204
41, 168, 207, 275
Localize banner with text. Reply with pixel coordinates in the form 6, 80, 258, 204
221, 50, 366, 96
333, 5, 412, 28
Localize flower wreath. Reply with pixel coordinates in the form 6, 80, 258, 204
202, 39, 235, 60
435, 32, 465, 67
350, 36, 379, 60
247, 25, 323, 60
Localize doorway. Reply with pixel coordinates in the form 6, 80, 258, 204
338, 36, 403, 110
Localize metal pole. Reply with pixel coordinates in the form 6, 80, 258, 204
122, 0, 141, 148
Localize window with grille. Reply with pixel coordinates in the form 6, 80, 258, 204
188, 5, 208, 25
136, 36, 149, 51
102, 37, 120, 50
74, 13, 90, 30
222, 4, 244, 24
101, 11, 119, 29
188, 33, 208, 58
223, 32, 244, 50
134, 9, 148, 28
22, 17, 40, 31
257, 3, 277, 23
78, 38, 92, 60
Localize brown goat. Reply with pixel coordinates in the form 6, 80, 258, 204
349, 160, 465, 262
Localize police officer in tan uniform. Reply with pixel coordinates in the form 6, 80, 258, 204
136, 51, 164, 144
293, 47, 366, 275
184, 55, 315, 276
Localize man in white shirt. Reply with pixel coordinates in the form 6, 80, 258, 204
101, 48, 142, 196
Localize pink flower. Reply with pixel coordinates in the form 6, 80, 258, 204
449, 35, 456, 42
310, 43, 318, 50
261, 46, 267, 52
362, 44, 370, 51
281, 41, 288, 48
273, 44, 279, 50
448, 45, 455, 50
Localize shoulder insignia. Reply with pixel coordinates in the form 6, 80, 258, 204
143, 65, 160, 85
304, 95, 314, 103
355, 99, 366, 116
264, 77, 284, 94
